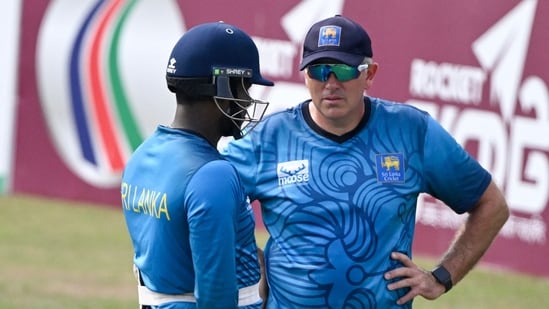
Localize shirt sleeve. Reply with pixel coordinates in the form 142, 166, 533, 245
220, 136, 259, 200
185, 160, 240, 308
422, 116, 492, 214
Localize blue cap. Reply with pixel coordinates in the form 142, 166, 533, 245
299, 15, 373, 70
166, 22, 273, 86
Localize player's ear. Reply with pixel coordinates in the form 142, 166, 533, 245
303, 70, 310, 87
365, 62, 378, 90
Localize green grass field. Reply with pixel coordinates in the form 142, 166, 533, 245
1, 194, 548, 308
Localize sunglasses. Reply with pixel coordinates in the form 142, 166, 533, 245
307, 64, 369, 82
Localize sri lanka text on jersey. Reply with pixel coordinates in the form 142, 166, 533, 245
121, 182, 171, 220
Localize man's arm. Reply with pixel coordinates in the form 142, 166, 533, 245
437, 179, 509, 286
385, 180, 509, 305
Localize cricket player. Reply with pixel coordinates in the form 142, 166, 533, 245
121, 21, 273, 308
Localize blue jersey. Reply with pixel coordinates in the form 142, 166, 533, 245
221, 98, 491, 308
122, 125, 261, 309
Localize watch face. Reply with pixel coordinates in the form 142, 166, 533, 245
432, 266, 453, 292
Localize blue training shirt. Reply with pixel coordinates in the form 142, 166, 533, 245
122, 125, 261, 309
221, 97, 491, 308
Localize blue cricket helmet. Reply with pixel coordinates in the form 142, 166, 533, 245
165, 21, 273, 91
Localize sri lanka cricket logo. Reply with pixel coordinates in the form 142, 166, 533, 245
376, 153, 405, 183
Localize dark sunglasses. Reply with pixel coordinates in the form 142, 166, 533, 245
307, 63, 369, 82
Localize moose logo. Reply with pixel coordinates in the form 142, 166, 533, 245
277, 160, 310, 186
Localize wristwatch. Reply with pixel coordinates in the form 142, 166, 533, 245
431, 265, 453, 292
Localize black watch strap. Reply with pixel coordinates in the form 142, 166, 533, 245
431, 265, 453, 292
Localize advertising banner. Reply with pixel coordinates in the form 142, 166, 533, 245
13, 0, 549, 277
0, 0, 21, 194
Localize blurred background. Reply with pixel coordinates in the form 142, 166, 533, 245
1, 0, 548, 307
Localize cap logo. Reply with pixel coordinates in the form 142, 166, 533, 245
213, 67, 252, 78
166, 58, 176, 74
318, 25, 341, 47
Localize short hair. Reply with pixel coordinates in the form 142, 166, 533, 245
362, 57, 373, 65
167, 77, 214, 102
168, 76, 252, 104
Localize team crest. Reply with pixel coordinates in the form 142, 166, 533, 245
375, 153, 405, 183
318, 25, 341, 47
